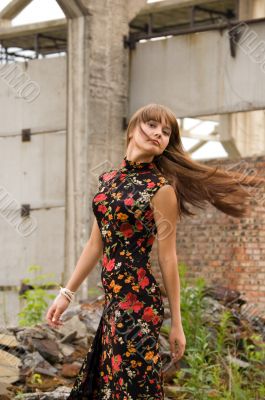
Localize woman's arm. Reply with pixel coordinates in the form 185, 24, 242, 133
151, 185, 186, 361
65, 217, 103, 292
45, 217, 103, 328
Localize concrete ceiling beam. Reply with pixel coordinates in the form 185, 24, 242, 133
0, 0, 32, 20
0, 18, 66, 39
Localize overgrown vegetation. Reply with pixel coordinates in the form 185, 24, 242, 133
165, 262, 265, 399
18, 265, 58, 326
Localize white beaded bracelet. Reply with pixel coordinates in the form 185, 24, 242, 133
56, 286, 76, 303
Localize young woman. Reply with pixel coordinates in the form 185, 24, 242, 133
45, 103, 264, 399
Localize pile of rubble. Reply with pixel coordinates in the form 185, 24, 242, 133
0, 285, 264, 399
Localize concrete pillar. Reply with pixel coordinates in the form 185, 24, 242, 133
219, 114, 241, 158
226, 1, 265, 159
239, 0, 265, 19
231, 111, 265, 157
63, 0, 146, 300
63, 15, 92, 300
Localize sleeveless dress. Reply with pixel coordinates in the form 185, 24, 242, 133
67, 155, 170, 400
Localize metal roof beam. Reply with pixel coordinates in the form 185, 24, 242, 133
139, 0, 221, 16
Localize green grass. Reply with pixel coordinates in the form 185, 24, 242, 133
165, 262, 265, 399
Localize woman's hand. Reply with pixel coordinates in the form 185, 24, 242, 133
169, 324, 186, 363
45, 294, 70, 328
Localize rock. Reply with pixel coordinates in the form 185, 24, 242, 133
0, 349, 21, 384
57, 342, 75, 357
58, 304, 82, 321
31, 338, 61, 364
79, 307, 102, 333
0, 333, 19, 348
203, 284, 243, 306
72, 336, 90, 348
201, 296, 227, 323
61, 363, 81, 378
14, 385, 71, 399
0, 381, 15, 399
226, 355, 250, 368
59, 331, 77, 344
159, 333, 170, 350
21, 351, 58, 377
57, 315, 87, 340
161, 351, 188, 384
164, 385, 183, 396
16, 327, 48, 343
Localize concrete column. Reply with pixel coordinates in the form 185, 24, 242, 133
63, 15, 92, 300
231, 111, 265, 157
219, 114, 241, 158
226, 1, 265, 159
239, 0, 265, 19
63, 0, 146, 300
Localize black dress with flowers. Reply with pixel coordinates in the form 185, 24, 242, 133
67, 155, 170, 400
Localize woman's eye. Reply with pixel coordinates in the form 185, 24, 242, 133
147, 121, 170, 135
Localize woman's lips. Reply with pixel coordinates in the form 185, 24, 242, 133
150, 139, 160, 146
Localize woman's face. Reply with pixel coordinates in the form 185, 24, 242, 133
131, 119, 171, 156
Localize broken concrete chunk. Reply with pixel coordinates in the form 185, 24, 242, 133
21, 351, 58, 377
0, 349, 21, 384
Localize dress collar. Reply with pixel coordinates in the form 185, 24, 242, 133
119, 155, 155, 172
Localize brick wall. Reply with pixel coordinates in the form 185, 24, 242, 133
152, 155, 265, 314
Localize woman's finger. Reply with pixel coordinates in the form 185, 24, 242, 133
174, 344, 185, 361
46, 305, 63, 328
170, 337, 178, 359
46, 305, 55, 324
52, 307, 64, 327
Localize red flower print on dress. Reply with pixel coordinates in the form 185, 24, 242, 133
137, 268, 149, 289
143, 306, 155, 322
98, 204, 107, 213
111, 354, 122, 373
94, 193, 107, 202
136, 238, 144, 247
145, 209, 154, 221
102, 254, 108, 266
120, 222, 134, 238
124, 197, 134, 206
147, 181, 156, 189
102, 255, 115, 272
135, 220, 144, 231
103, 170, 118, 182
147, 235, 155, 246
143, 307, 160, 325
152, 315, 160, 325
106, 259, 115, 271
119, 292, 144, 313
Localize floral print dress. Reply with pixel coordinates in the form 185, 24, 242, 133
67, 155, 170, 400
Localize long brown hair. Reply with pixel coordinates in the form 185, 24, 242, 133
126, 103, 265, 220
